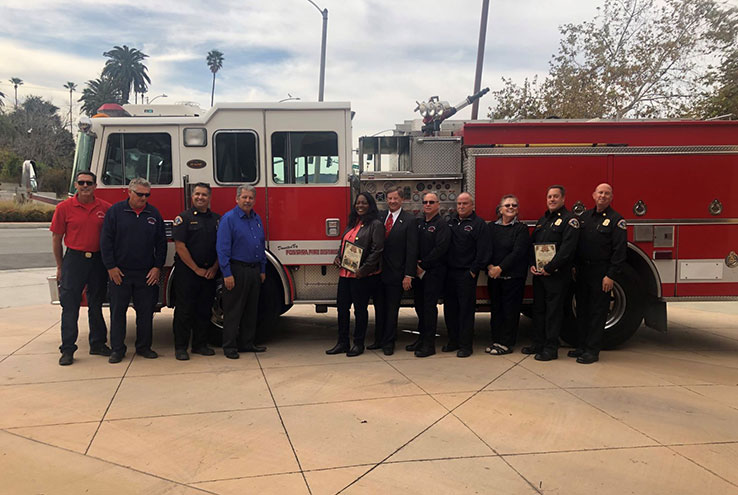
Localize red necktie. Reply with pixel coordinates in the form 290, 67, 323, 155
385, 213, 393, 238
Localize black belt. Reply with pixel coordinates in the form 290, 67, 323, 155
67, 248, 101, 259
232, 260, 259, 268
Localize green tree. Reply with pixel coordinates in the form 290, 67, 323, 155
63, 81, 77, 134
102, 45, 151, 104
206, 49, 224, 106
490, 0, 738, 119
0, 89, 5, 108
79, 76, 123, 117
9, 77, 23, 108
695, 48, 738, 118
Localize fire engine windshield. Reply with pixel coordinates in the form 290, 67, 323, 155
271, 131, 339, 184
69, 132, 96, 194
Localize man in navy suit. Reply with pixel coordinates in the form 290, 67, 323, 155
370, 186, 418, 355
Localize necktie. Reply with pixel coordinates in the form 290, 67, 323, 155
385, 213, 393, 238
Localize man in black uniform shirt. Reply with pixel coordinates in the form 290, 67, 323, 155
443, 192, 490, 358
407, 192, 450, 357
570, 183, 627, 364
370, 186, 417, 356
526, 185, 580, 361
172, 183, 220, 361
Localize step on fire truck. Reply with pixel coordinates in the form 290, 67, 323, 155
54, 95, 738, 348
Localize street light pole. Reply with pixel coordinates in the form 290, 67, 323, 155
471, 0, 490, 120
306, 0, 328, 101
147, 94, 168, 104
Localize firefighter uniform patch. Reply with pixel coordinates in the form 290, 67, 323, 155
602, 218, 610, 227
617, 219, 627, 230
174, 215, 183, 226
568, 218, 580, 228
554, 218, 562, 226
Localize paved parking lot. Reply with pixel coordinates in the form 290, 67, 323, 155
1, 296, 737, 494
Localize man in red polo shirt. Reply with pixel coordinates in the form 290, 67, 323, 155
51, 171, 112, 365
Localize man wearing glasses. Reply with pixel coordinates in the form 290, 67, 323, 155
407, 192, 450, 357
101, 177, 167, 363
51, 171, 112, 366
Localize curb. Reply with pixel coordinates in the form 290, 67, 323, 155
0, 222, 51, 229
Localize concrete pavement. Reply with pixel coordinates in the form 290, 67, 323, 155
0, 270, 737, 494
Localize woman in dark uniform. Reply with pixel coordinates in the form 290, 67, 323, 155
486, 194, 531, 355
326, 192, 384, 357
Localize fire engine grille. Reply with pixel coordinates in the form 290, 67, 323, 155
466, 145, 738, 156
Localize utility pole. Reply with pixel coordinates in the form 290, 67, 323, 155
471, 0, 490, 120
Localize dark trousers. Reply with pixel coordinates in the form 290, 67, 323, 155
488, 277, 525, 348
413, 267, 445, 349
172, 262, 216, 351
575, 263, 610, 355
59, 250, 109, 353
222, 262, 261, 352
372, 281, 404, 347
443, 269, 477, 352
532, 270, 571, 353
109, 269, 157, 355
337, 274, 380, 346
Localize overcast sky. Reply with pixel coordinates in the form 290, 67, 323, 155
1, 0, 734, 141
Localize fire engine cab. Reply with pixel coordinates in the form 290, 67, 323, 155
61, 100, 738, 348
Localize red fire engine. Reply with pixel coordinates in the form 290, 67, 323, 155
55, 99, 738, 348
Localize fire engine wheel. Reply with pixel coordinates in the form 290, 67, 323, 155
561, 264, 645, 350
208, 274, 283, 345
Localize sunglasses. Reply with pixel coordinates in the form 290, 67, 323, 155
502, 203, 518, 208
133, 191, 151, 198
422, 200, 437, 205
77, 180, 94, 186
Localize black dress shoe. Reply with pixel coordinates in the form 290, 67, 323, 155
367, 342, 382, 350
138, 349, 159, 359
59, 352, 74, 366
521, 345, 541, 355
224, 349, 240, 359
414, 346, 435, 358
240, 345, 267, 353
108, 352, 125, 364
347, 344, 364, 357
175, 349, 190, 361
442, 342, 459, 353
567, 348, 585, 358
457, 349, 472, 358
192, 346, 216, 356
405, 339, 421, 352
577, 352, 599, 364
89, 345, 112, 356
534, 350, 558, 361
382, 345, 394, 356
326, 343, 349, 355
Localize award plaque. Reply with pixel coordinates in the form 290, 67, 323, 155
340, 241, 363, 273
534, 243, 556, 272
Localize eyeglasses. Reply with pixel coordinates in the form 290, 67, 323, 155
133, 191, 151, 198
422, 200, 437, 205
502, 203, 518, 208
77, 180, 94, 186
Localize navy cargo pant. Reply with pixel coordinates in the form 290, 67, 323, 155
109, 269, 157, 355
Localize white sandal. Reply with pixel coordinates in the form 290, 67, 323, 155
485, 343, 512, 355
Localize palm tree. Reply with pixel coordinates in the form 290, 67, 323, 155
63, 82, 77, 134
9, 77, 23, 108
102, 45, 151, 103
206, 50, 224, 106
79, 76, 123, 116
0, 89, 5, 107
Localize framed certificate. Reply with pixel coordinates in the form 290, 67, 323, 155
534, 243, 556, 272
340, 241, 363, 273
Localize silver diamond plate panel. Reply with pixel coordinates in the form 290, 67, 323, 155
292, 265, 339, 300
462, 154, 475, 198
410, 139, 462, 174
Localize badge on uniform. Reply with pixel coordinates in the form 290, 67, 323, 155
554, 219, 562, 226
147, 217, 157, 225
602, 219, 610, 227
464, 225, 473, 232
568, 218, 580, 228
617, 219, 627, 230
428, 226, 436, 232
174, 215, 183, 226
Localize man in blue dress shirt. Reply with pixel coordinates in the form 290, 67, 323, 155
216, 184, 267, 358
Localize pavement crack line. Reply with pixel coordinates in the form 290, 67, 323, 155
255, 353, 313, 495
336, 357, 543, 495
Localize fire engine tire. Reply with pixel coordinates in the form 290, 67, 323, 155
561, 264, 645, 350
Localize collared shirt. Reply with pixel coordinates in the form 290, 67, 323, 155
447, 211, 490, 275
417, 213, 451, 271
386, 208, 401, 230
216, 205, 266, 277
530, 206, 580, 273
50, 194, 111, 252
576, 206, 627, 279
173, 207, 220, 268
100, 199, 167, 271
